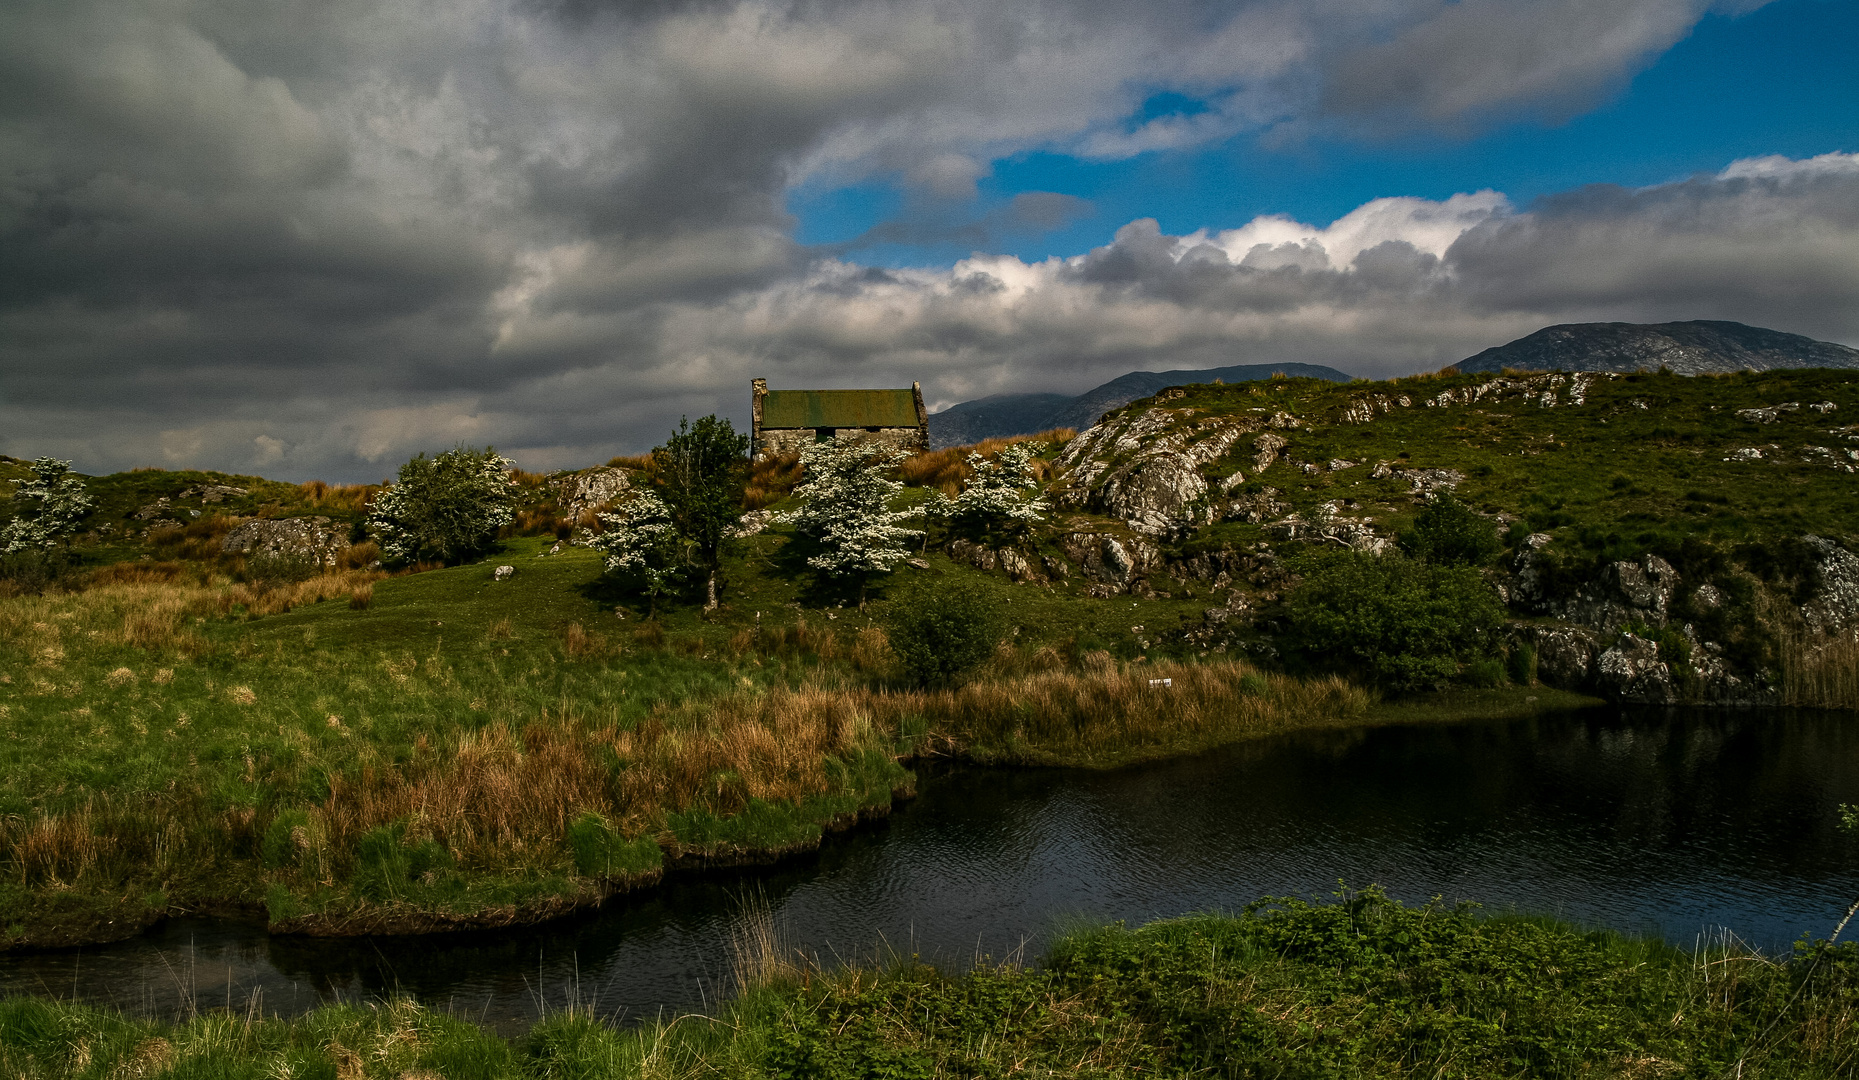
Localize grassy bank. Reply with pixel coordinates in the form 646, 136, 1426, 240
0, 537, 1377, 948
6, 891, 1857, 1078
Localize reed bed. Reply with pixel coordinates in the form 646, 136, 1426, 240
1780, 628, 1859, 710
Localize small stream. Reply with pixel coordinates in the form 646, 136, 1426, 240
6, 707, 1857, 1034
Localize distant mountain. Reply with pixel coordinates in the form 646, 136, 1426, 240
1457, 321, 1859, 376
927, 362, 1354, 447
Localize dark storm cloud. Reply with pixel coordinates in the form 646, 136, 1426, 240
0, 0, 1840, 480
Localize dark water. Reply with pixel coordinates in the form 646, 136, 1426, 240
6, 708, 1858, 1033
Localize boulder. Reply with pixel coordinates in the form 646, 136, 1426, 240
1800, 535, 1859, 635
177, 484, 248, 504
555, 467, 632, 520
494, 565, 515, 581
1056, 532, 1160, 592
1595, 634, 1678, 704
220, 517, 349, 566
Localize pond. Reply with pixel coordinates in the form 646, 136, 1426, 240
6, 707, 1857, 1034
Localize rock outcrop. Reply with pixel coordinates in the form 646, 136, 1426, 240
555, 467, 632, 520
221, 517, 350, 566
1801, 535, 1859, 635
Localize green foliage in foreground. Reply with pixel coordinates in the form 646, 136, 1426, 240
6, 892, 1857, 1079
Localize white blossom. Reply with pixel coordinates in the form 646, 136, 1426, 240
1, 457, 94, 553
585, 490, 684, 599
779, 436, 922, 580
940, 442, 1049, 532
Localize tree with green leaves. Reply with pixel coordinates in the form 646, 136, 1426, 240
366, 446, 517, 566
652, 415, 750, 610
780, 435, 921, 608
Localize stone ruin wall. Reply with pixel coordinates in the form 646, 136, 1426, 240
756, 426, 925, 459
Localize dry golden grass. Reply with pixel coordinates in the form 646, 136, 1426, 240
745, 452, 803, 511
297, 480, 380, 514
898, 430, 1075, 495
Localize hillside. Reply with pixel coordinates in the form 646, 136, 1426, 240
927, 361, 1352, 446
3, 366, 1857, 951
1457, 320, 1859, 375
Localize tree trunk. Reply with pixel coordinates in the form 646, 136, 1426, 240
705, 569, 718, 611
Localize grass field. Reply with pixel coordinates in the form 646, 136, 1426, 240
0, 531, 1403, 949
5, 890, 1856, 1078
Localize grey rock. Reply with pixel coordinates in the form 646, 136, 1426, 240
1800, 535, 1859, 635
493, 565, 515, 581
177, 484, 248, 503
1736, 403, 1801, 423
1596, 634, 1678, 704
221, 517, 349, 566
555, 467, 632, 520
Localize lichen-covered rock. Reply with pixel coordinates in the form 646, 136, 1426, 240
1560, 555, 1679, 630
177, 484, 248, 503
1800, 535, 1859, 635
1056, 531, 1160, 592
1595, 634, 1678, 704
555, 467, 632, 520
1053, 406, 1251, 537
221, 517, 349, 566
733, 510, 773, 538
1528, 625, 1601, 689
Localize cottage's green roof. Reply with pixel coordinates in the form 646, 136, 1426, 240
761, 388, 920, 429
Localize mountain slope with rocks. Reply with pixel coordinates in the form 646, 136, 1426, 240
927, 362, 1353, 447
937, 366, 1859, 707
1457, 320, 1859, 376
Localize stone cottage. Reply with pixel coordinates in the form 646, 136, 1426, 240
750, 378, 928, 459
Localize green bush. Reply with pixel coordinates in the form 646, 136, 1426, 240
366, 446, 517, 566
1508, 642, 1538, 685
1286, 550, 1504, 691
1463, 658, 1506, 688
885, 580, 1003, 687
1400, 494, 1501, 565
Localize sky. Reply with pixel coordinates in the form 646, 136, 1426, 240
1, 0, 1855, 482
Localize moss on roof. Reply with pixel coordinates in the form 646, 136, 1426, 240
761, 389, 920, 429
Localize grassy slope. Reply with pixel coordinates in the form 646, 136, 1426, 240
1162, 368, 1859, 553
5, 893, 1856, 1079
0, 525, 1389, 947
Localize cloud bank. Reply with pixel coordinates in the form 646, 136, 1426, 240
3, 0, 1848, 481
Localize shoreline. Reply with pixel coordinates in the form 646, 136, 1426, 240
5, 891, 1854, 1079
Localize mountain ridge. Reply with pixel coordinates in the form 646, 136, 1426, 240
928, 362, 1354, 447
1456, 320, 1859, 376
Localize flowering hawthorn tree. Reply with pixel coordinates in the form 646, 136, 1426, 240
585, 490, 684, 617
780, 435, 922, 607
1, 457, 94, 554
929, 441, 1049, 537
367, 446, 517, 565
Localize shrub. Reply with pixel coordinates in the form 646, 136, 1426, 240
885, 580, 1003, 687
366, 446, 517, 566
1507, 642, 1538, 685
1400, 494, 1501, 565
1286, 550, 1504, 691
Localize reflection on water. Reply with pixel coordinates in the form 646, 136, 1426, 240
6, 708, 1858, 1033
